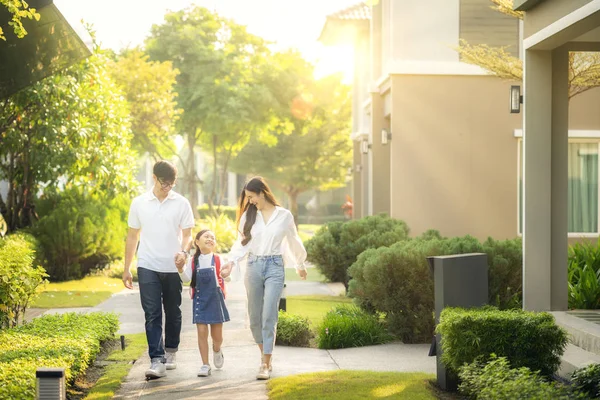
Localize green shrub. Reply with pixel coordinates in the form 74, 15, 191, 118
276, 311, 311, 347
348, 236, 482, 343
305, 214, 410, 287
33, 189, 129, 281
458, 355, 577, 400
0, 232, 48, 328
197, 204, 237, 220
571, 363, 600, 399
483, 237, 523, 309
316, 305, 392, 349
0, 312, 119, 400
196, 213, 237, 253
436, 307, 568, 377
568, 239, 600, 309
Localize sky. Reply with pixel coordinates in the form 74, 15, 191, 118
55, 0, 358, 81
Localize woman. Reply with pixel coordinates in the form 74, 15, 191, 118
221, 176, 307, 380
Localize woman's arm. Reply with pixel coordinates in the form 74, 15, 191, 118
284, 211, 308, 276
223, 212, 250, 273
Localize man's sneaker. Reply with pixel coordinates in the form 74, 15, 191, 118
165, 352, 177, 370
213, 349, 224, 369
256, 363, 270, 380
197, 364, 212, 377
145, 358, 166, 379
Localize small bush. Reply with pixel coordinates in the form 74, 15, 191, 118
316, 305, 392, 349
458, 355, 577, 400
436, 307, 568, 377
305, 214, 410, 287
33, 189, 129, 281
568, 239, 600, 309
197, 204, 237, 220
483, 237, 523, 309
571, 363, 600, 399
276, 311, 311, 347
196, 213, 237, 253
0, 232, 48, 328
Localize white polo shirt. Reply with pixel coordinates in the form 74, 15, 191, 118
128, 190, 195, 273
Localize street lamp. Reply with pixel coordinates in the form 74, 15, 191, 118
510, 85, 523, 113
381, 129, 392, 145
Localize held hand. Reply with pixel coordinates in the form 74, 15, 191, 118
220, 262, 233, 278
297, 269, 307, 281
174, 252, 186, 271
122, 270, 133, 289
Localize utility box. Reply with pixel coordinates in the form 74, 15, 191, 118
428, 253, 488, 391
36, 367, 66, 400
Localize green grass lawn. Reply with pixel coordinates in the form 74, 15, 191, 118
31, 276, 124, 308
285, 268, 326, 282
84, 333, 147, 400
298, 224, 322, 243
286, 295, 352, 328
268, 370, 436, 400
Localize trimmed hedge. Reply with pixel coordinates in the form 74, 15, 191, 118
306, 214, 410, 287
436, 307, 568, 377
276, 311, 311, 347
458, 355, 577, 400
0, 312, 119, 400
0, 232, 48, 328
197, 204, 237, 220
316, 305, 392, 349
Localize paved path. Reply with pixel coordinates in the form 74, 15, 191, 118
31, 269, 436, 399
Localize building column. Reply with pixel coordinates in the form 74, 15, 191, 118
352, 140, 363, 219
522, 48, 568, 311
370, 93, 391, 215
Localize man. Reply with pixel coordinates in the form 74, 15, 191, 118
123, 160, 194, 379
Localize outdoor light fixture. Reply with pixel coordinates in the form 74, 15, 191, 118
381, 129, 392, 145
37, 368, 66, 400
510, 85, 523, 114
361, 139, 370, 154
355, 164, 363, 172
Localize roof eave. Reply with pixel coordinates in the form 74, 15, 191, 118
514, 0, 547, 12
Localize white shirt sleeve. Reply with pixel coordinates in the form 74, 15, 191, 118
180, 199, 195, 229
127, 198, 141, 229
228, 212, 250, 265
284, 211, 307, 271
178, 256, 193, 283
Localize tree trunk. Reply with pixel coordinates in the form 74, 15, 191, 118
216, 150, 232, 211
209, 134, 218, 213
187, 130, 200, 218
287, 189, 300, 227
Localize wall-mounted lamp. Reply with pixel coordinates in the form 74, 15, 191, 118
355, 164, 363, 173
381, 129, 392, 145
510, 85, 523, 114
360, 139, 370, 154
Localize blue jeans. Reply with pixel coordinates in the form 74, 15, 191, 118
245, 254, 285, 355
138, 267, 182, 361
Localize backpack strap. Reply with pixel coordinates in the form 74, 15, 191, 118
215, 254, 226, 299
190, 256, 196, 299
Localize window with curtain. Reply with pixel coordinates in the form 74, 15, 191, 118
519, 141, 598, 234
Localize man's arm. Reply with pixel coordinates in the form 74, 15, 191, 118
123, 227, 140, 289
175, 227, 193, 271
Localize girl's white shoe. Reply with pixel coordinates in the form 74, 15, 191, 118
213, 349, 224, 369
197, 364, 211, 377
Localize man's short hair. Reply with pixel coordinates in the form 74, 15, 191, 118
153, 160, 177, 182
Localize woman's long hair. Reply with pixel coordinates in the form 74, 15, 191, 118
190, 229, 209, 290
236, 176, 279, 246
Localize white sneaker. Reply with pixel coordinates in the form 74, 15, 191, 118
165, 352, 177, 370
213, 349, 224, 369
256, 363, 270, 380
197, 364, 212, 377
145, 358, 166, 379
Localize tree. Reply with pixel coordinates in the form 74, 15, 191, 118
456, 0, 600, 99
0, 39, 138, 232
146, 6, 282, 215
109, 49, 181, 160
1, 0, 40, 40
230, 71, 353, 223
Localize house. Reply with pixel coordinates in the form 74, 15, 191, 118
319, 0, 600, 247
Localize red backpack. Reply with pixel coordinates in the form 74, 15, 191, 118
190, 254, 226, 299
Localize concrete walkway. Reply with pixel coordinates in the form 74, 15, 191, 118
34, 270, 436, 399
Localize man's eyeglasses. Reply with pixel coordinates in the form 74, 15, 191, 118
158, 179, 176, 189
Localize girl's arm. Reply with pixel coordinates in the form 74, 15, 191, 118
178, 256, 193, 283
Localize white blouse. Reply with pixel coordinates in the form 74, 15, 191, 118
228, 206, 307, 271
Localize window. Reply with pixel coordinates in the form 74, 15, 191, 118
519, 140, 599, 234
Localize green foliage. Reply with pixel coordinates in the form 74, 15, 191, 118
483, 237, 523, 309
33, 189, 130, 281
436, 307, 568, 377
0, 232, 47, 328
568, 240, 600, 309
305, 214, 410, 287
197, 204, 237, 220
276, 311, 311, 347
0, 37, 139, 233
0, 312, 119, 400
571, 363, 600, 399
458, 355, 577, 400
316, 305, 392, 349
0, 0, 40, 40
196, 213, 237, 253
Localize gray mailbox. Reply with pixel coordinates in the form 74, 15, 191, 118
428, 253, 488, 391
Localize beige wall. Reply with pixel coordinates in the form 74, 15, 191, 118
352, 141, 363, 219
569, 87, 600, 128
523, 0, 594, 37
371, 94, 391, 215
389, 75, 522, 240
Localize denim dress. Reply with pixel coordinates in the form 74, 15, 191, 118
192, 255, 230, 325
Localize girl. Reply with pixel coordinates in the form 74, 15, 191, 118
221, 176, 307, 380
178, 229, 230, 377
